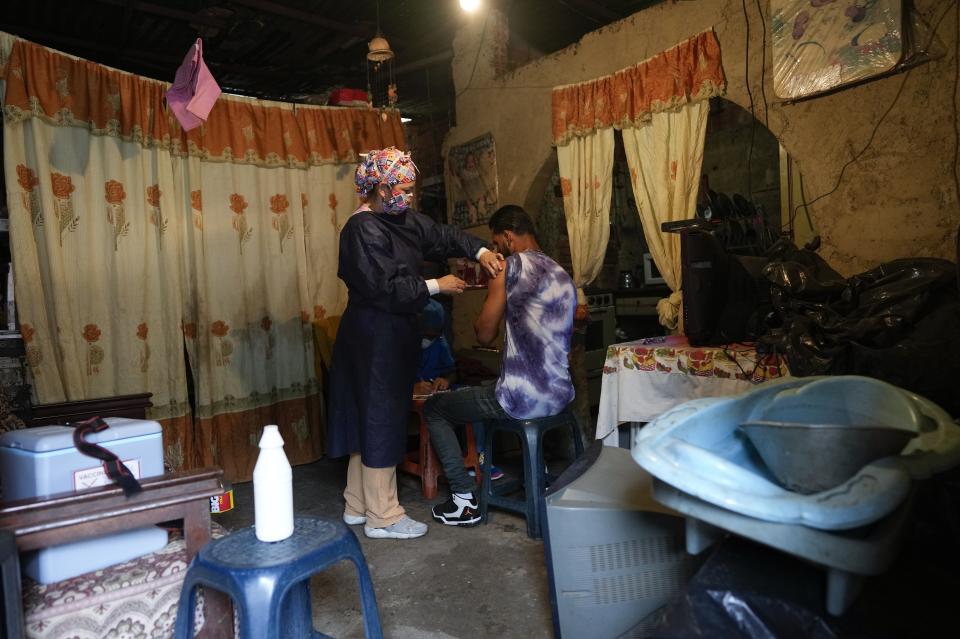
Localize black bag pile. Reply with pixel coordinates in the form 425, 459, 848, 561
758, 240, 960, 417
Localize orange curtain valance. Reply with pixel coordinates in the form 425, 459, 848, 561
2, 38, 404, 167
552, 29, 726, 146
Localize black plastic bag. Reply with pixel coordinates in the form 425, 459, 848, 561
759, 242, 960, 415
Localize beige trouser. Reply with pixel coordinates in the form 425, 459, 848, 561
343, 453, 406, 528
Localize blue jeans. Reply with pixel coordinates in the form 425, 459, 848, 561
424, 384, 509, 495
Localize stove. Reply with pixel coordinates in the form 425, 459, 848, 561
584, 291, 616, 411
586, 291, 614, 310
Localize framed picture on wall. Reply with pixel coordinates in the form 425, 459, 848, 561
772, 0, 904, 100
446, 133, 499, 228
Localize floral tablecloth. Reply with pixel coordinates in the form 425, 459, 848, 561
597, 335, 790, 442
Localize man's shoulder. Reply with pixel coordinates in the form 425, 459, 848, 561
527, 251, 572, 280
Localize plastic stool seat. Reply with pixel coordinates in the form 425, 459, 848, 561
480, 412, 584, 538
173, 516, 382, 639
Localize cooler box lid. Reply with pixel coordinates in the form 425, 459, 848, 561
0, 418, 161, 453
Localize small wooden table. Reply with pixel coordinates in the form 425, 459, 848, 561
0, 467, 232, 638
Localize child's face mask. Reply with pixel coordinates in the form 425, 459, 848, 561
421, 337, 435, 349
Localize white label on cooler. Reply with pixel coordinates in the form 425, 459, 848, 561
73, 459, 142, 490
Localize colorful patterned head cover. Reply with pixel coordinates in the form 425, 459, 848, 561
355, 147, 418, 196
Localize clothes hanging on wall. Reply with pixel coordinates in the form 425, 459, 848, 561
166, 38, 221, 131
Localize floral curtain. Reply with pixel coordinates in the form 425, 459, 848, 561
2, 34, 404, 480
173, 154, 358, 479
556, 129, 614, 302
551, 30, 725, 146
622, 102, 710, 330
551, 29, 725, 328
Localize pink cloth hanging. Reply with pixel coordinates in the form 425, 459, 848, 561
166, 38, 221, 131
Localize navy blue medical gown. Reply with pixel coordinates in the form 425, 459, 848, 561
327, 209, 486, 468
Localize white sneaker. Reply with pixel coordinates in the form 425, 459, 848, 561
343, 512, 366, 525
364, 515, 428, 539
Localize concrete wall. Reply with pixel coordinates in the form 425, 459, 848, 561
444, 0, 959, 276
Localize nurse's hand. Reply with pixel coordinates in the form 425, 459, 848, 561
478, 250, 504, 277
437, 274, 466, 294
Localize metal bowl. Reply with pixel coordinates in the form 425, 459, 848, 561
739, 420, 918, 494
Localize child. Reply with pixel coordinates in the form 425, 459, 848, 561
415, 299, 456, 396
416, 299, 503, 480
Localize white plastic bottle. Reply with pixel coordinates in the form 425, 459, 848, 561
252, 425, 294, 542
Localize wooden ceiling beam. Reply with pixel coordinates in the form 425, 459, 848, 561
91, 0, 231, 29
1, 24, 181, 64
227, 0, 373, 37
310, 33, 363, 61
2, 24, 336, 82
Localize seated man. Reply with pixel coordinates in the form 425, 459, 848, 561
424, 205, 577, 526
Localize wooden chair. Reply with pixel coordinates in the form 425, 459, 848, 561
399, 398, 481, 500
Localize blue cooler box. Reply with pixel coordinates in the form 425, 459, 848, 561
0, 417, 169, 584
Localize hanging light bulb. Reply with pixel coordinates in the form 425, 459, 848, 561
459, 0, 481, 12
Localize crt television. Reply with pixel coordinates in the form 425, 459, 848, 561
543, 445, 697, 638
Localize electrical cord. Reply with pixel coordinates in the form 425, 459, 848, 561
741, 0, 756, 201
754, 0, 770, 129
953, 0, 960, 212
789, 0, 959, 227
455, 10, 492, 100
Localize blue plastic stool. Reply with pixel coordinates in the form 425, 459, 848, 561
172, 516, 382, 639
480, 411, 584, 538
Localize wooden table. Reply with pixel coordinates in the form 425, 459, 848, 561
26, 392, 153, 427
597, 335, 790, 444
0, 467, 232, 638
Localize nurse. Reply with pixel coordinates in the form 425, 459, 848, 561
328, 147, 501, 539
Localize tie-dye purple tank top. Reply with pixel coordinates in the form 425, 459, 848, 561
495, 251, 577, 419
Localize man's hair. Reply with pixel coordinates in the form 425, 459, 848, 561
488, 205, 537, 237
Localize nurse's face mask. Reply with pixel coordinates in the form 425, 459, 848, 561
380, 183, 414, 214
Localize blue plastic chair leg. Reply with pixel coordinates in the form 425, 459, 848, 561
278, 579, 317, 639
479, 424, 496, 525
570, 417, 584, 458
522, 425, 547, 538
172, 572, 201, 638
236, 585, 281, 639
348, 554, 384, 639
